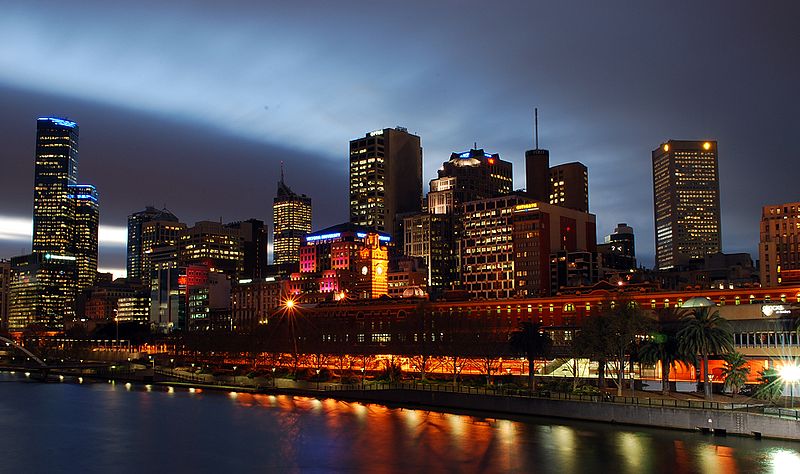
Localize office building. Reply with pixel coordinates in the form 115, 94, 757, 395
142, 219, 186, 280
597, 223, 637, 272
7, 253, 77, 331
349, 127, 422, 240
550, 162, 589, 212
273, 173, 312, 265
759, 202, 800, 287
69, 184, 99, 290
32, 117, 78, 256
178, 221, 243, 276
127, 206, 181, 280
231, 276, 287, 330
434, 148, 513, 204
652, 140, 721, 270
225, 219, 269, 279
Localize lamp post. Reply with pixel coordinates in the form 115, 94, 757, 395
779, 364, 800, 409
316, 369, 321, 390
272, 367, 277, 388
233, 366, 238, 384
361, 367, 365, 390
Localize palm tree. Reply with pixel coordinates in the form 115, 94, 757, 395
755, 368, 783, 402
509, 322, 552, 391
678, 307, 734, 400
639, 308, 691, 396
720, 351, 750, 396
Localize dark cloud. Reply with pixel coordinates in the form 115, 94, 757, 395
1, 0, 799, 271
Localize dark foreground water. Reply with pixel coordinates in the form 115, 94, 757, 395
0, 373, 798, 473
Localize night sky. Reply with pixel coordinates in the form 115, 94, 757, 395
1, 1, 799, 277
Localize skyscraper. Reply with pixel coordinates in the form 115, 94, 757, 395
652, 140, 721, 270
70, 184, 99, 290
225, 219, 269, 279
32, 117, 78, 255
349, 127, 422, 240
273, 173, 312, 265
127, 206, 181, 281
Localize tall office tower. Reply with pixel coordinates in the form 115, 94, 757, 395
140, 218, 185, 283
178, 221, 244, 276
549, 162, 589, 212
349, 127, 422, 240
225, 219, 269, 279
273, 172, 312, 265
127, 206, 180, 280
652, 140, 721, 270
759, 202, 800, 287
525, 109, 550, 202
69, 184, 99, 290
32, 117, 78, 255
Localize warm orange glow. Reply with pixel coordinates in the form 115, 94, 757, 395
703, 141, 711, 150
285, 299, 295, 309
663, 144, 669, 152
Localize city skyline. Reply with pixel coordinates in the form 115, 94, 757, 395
1, 1, 799, 276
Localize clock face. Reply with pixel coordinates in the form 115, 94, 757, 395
376, 264, 384, 276
361, 265, 369, 275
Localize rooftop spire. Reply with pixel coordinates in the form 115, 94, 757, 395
534, 107, 539, 149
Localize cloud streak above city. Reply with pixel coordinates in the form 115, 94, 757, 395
1, 0, 799, 272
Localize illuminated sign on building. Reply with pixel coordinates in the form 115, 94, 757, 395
762, 304, 791, 317
38, 117, 77, 128
306, 232, 341, 242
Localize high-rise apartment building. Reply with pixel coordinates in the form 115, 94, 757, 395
349, 127, 422, 240
70, 184, 99, 290
759, 202, 800, 287
127, 206, 180, 280
549, 162, 589, 212
652, 140, 721, 270
32, 117, 78, 256
273, 174, 312, 265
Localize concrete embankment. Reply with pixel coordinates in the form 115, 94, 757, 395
327, 389, 800, 441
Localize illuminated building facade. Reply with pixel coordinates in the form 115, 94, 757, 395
461, 195, 597, 299
295, 223, 390, 298
116, 293, 151, 323
759, 202, 800, 287
69, 184, 99, 290
549, 162, 589, 212
142, 220, 186, 280
273, 175, 312, 265
32, 117, 78, 256
7, 253, 77, 331
652, 140, 721, 270
435, 148, 513, 204
349, 127, 422, 240
178, 221, 243, 276
127, 206, 180, 281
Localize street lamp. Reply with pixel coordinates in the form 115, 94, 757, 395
361, 367, 365, 390
779, 364, 800, 409
316, 369, 321, 390
272, 367, 277, 388
233, 366, 238, 384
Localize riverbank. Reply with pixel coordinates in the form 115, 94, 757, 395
4, 366, 798, 441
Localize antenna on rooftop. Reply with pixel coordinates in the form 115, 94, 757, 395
535, 107, 539, 149
473, 141, 477, 150
280, 160, 285, 183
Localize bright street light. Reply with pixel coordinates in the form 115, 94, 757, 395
779, 364, 800, 409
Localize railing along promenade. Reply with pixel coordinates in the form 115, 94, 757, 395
150, 368, 800, 422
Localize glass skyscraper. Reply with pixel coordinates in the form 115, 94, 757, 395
70, 184, 99, 290
32, 117, 79, 255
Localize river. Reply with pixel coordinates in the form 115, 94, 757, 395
0, 373, 798, 473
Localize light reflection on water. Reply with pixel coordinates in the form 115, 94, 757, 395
0, 373, 799, 473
